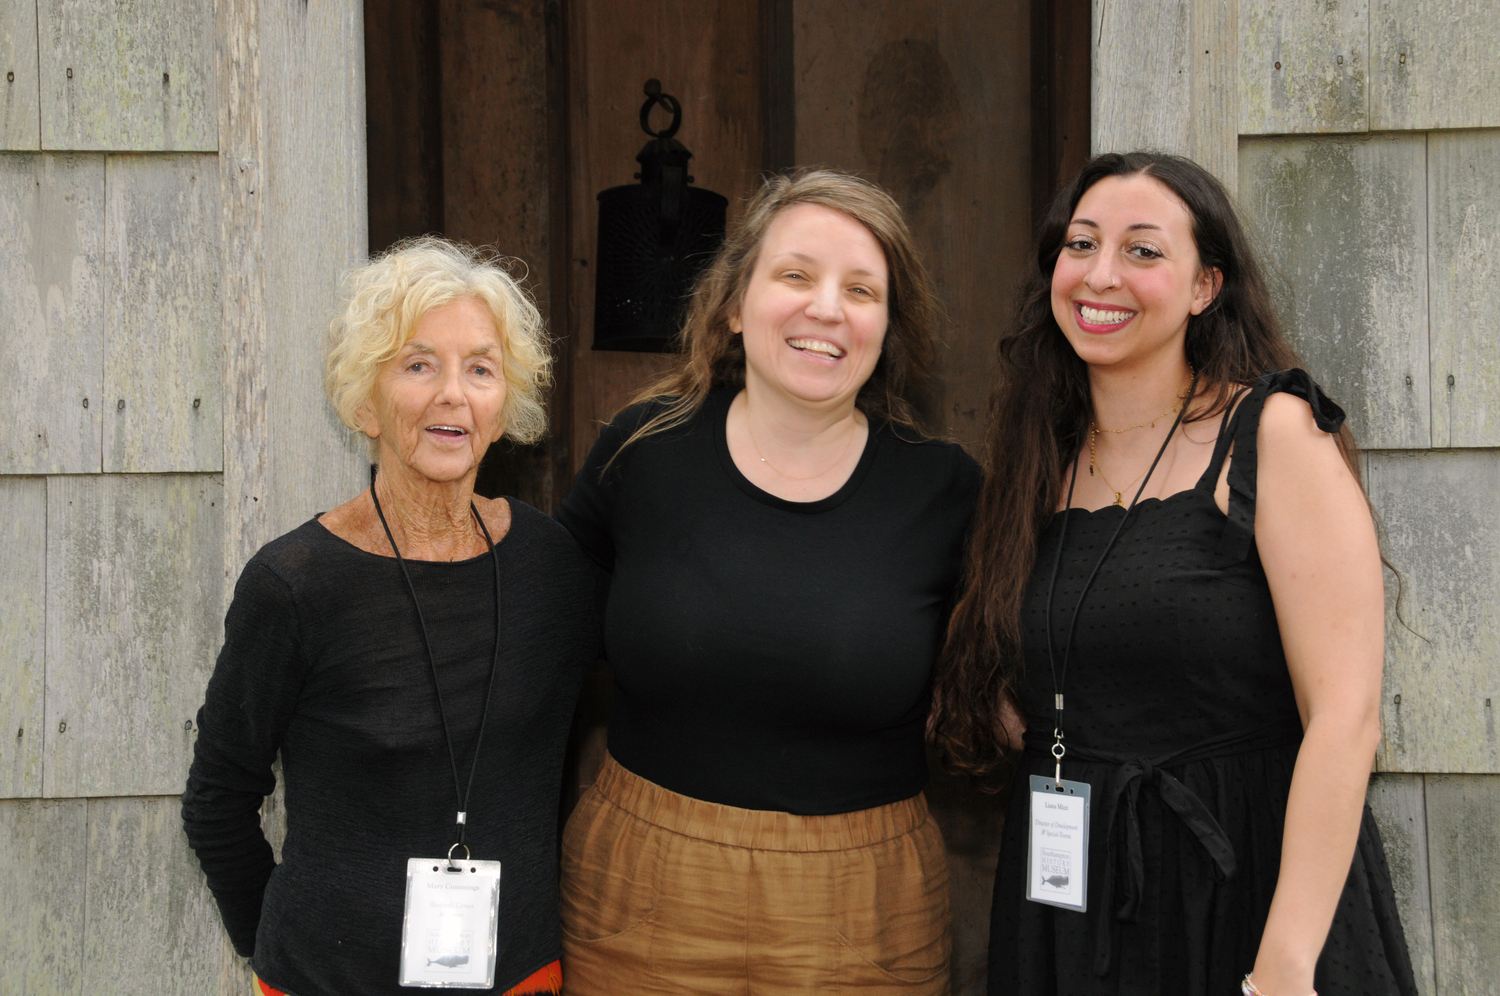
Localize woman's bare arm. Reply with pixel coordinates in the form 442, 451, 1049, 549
1249, 392, 1385, 995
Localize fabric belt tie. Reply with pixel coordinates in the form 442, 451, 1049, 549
1022, 724, 1304, 977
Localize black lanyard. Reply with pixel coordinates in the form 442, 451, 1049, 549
1043, 371, 1198, 783
371, 477, 503, 856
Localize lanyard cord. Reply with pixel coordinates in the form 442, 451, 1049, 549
1044, 371, 1199, 758
370, 477, 504, 850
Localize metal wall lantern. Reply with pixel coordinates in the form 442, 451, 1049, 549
592, 80, 728, 351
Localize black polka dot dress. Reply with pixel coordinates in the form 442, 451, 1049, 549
988, 371, 1418, 996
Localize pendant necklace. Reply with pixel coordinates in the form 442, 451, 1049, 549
1088, 371, 1196, 506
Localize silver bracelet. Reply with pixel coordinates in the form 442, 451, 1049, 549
1242, 974, 1317, 996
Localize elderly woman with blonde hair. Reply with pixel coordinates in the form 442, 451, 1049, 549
183, 237, 597, 996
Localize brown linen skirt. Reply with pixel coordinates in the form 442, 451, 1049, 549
560, 753, 951, 995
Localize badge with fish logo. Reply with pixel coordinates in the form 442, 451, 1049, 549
399, 853, 503, 988
1026, 775, 1091, 912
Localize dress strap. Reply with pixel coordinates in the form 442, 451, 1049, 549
1194, 386, 1252, 492
1215, 369, 1347, 564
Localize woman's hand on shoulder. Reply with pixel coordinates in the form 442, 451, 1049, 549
1255, 391, 1383, 734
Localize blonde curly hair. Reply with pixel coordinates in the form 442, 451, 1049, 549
325, 237, 552, 455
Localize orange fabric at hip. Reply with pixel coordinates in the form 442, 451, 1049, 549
560, 753, 951, 995
253, 961, 559, 995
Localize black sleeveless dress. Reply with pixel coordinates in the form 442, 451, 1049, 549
988, 371, 1417, 996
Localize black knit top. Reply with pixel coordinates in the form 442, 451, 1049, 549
182, 500, 602, 996
555, 388, 980, 815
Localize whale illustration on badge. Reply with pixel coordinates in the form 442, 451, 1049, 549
427, 955, 470, 969
1041, 874, 1070, 889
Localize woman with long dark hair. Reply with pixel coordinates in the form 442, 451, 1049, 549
931, 153, 1416, 996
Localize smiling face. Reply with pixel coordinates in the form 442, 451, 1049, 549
1051, 174, 1220, 372
730, 203, 890, 411
361, 296, 508, 484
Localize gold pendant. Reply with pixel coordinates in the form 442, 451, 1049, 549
1112, 492, 1123, 506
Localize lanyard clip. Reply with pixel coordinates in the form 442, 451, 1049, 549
1051, 728, 1066, 788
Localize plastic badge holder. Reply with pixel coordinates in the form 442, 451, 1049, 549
399, 856, 502, 988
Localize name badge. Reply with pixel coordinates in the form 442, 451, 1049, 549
399, 856, 503, 988
1026, 775, 1091, 912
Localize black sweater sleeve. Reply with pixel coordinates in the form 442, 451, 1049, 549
181, 559, 309, 956
556, 403, 659, 572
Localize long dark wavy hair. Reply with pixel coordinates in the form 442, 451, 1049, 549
928, 152, 1364, 778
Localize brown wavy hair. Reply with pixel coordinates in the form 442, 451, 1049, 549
929, 152, 1364, 778
615, 168, 941, 450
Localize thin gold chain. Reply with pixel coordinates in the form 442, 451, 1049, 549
746, 417, 857, 481
1088, 372, 1196, 506
1088, 429, 1150, 506
1093, 366, 1197, 434
1094, 398, 1183, 434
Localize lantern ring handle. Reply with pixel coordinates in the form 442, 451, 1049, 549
640, 79, 682, 139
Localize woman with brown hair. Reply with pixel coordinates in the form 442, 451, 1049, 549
931, 153, 1416, 996
555, 169, 979, 993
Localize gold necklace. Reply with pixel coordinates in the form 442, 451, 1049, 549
1094, 398, 1183, 434
1087, 374, 1195, 506
746, 418, 857, 481
1087, 431, 1150, 506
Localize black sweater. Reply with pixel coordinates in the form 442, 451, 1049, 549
182, 501, 601, 996
556, 389, 980, 815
